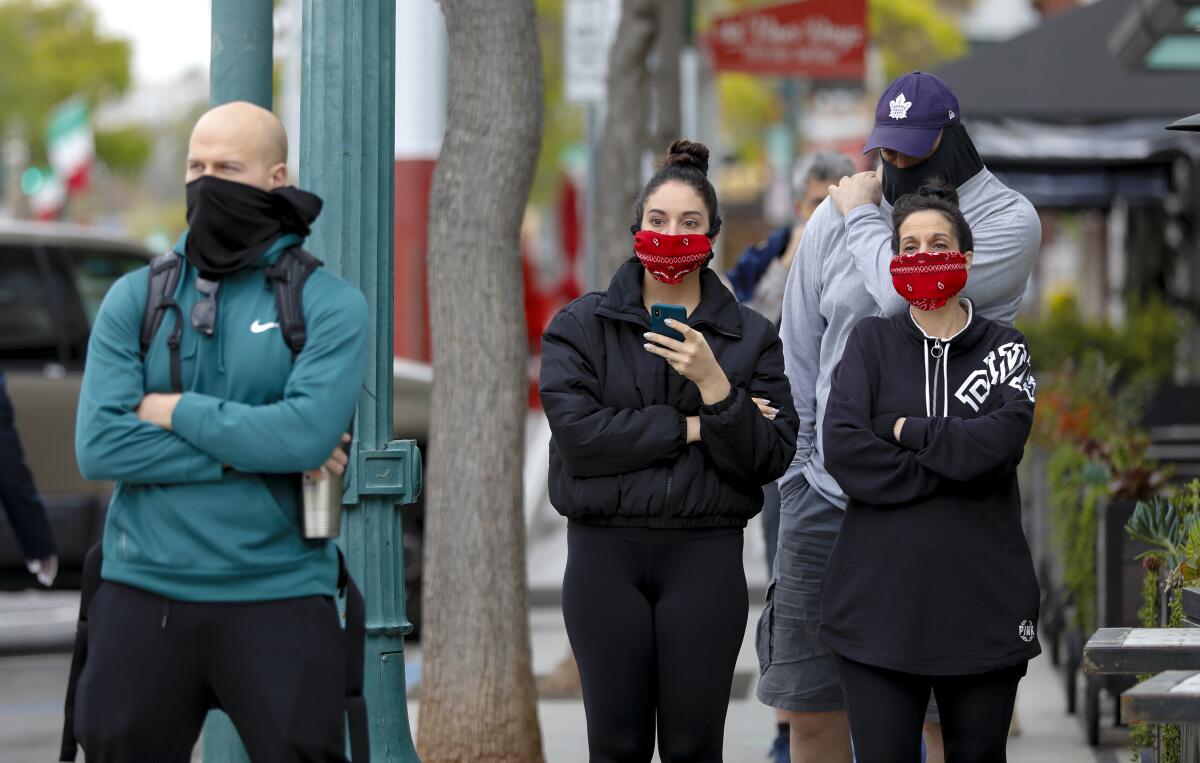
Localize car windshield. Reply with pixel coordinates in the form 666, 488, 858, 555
63, 248, 146, 327
0, 245, 58, 361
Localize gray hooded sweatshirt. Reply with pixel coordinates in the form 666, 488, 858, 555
780, 167, 1040, 508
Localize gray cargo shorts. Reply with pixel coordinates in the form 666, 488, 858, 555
754, 475, 940, 722
755, 475, 846, 712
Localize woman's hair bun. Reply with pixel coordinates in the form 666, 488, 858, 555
916, 179, 959, 207
663, 139, 710, 175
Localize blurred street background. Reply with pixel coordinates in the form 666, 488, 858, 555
2, 0, 1200, 760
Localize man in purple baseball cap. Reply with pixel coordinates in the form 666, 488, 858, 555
863, 71, 960, 160
756, 70, 1041, 763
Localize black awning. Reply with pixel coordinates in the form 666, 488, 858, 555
935, 0, 1200, 124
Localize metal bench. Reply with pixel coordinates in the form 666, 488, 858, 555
1085, 628, 1200, 676
1122, 671, 1200, 723
1085, 626, 1200, 760
1147, 425, 1200, 481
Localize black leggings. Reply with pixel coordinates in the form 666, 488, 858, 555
563, 523, 749, 763
834, 654, 1026, 763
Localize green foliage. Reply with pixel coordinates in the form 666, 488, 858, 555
1162, 589, 1186, 762
530, 0, 583, 207
1126, 485, 1200, 763
1028, 297, 1184, 637
0, 0, 132, 164
1019, 294, 1186, 391
1130, 566, 1160, 759
93, 126, 153, 177
1127, 481, 1200, 585
1048, 445, 1106, 632
1128, 495, 1190, 567
717, 73, 779, 164
870, 0, 967, 81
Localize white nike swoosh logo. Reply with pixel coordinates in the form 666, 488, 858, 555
250, 320, 280, 334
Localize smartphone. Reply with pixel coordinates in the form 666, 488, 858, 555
650, 303, 688, 342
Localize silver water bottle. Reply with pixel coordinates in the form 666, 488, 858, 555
302, 428, 352, 539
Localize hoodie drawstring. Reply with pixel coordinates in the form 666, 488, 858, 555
943, 343, 951, 416
926, 339, 951, 417
923, 339, 931, 417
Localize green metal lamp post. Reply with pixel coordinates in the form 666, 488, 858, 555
204, 1, 421, 760
209, 0, 273, 109
299, 1, 422, 760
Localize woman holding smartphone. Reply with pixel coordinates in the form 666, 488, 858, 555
820, 183, 1040, 762
540, 140, 798, 761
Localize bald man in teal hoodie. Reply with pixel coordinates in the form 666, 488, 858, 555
71, 102, 367, 762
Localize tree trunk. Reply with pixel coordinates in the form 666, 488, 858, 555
651, 0, 685, 151
595, 0, 658, 284
420, 0, 544, 760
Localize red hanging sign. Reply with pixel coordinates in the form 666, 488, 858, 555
706, 0, 867, 79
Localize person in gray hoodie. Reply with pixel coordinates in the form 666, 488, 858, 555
754, 71, 1041, 763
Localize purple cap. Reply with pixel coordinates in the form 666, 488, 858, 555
863, 71, 961, 158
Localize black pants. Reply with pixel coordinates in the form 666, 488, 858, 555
563, 523, 748, 763
74, 582, 348, 763
834, 654, 1026, 763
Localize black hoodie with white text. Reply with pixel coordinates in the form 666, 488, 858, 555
819, 301, 1042, 675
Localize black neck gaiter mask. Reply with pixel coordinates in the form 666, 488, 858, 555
184, 175, 323, 276
880, 124, 985, 205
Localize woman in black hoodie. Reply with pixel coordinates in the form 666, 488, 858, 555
820, 184, 1040, 762
540, 140, 798, 761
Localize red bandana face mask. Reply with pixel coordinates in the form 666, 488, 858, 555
889, 251, 969, 311
633, 230, 712, 284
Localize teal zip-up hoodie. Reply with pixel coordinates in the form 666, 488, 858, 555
75, 233, 369, 602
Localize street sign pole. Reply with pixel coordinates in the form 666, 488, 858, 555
565, 0, 619, 291
209, 0, 274, 109
300, 2, 422, 761
203, 2, 420, 760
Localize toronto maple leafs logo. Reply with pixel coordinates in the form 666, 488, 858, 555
889, 93, 913, 120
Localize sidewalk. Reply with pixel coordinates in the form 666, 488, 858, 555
0, 517, 1136, 761
514, 516, 1132, 762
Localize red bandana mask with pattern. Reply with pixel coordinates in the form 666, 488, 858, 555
889, 251, 969, 311
633, 230, 712, 284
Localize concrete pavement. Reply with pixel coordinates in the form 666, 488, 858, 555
0, 516, 1134, 761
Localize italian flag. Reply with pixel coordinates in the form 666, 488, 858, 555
46, 97, 94, 194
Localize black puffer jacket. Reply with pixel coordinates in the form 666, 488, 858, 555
540, 259, 798, 529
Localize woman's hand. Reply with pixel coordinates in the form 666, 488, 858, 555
753, 397, 779, 421
644, 320, 732, 404
893, 417, 906, 442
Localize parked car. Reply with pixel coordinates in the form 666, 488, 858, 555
0, 221, 151, 587
0, 221, 433, 625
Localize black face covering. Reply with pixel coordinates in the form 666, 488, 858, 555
880, 124, 985, 205
184, 176, 323, 276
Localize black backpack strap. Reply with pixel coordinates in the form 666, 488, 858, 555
337, 550, 370, 762
264, 247, 323, 358
140, 252, 186, 393
60, 543, 104, 762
